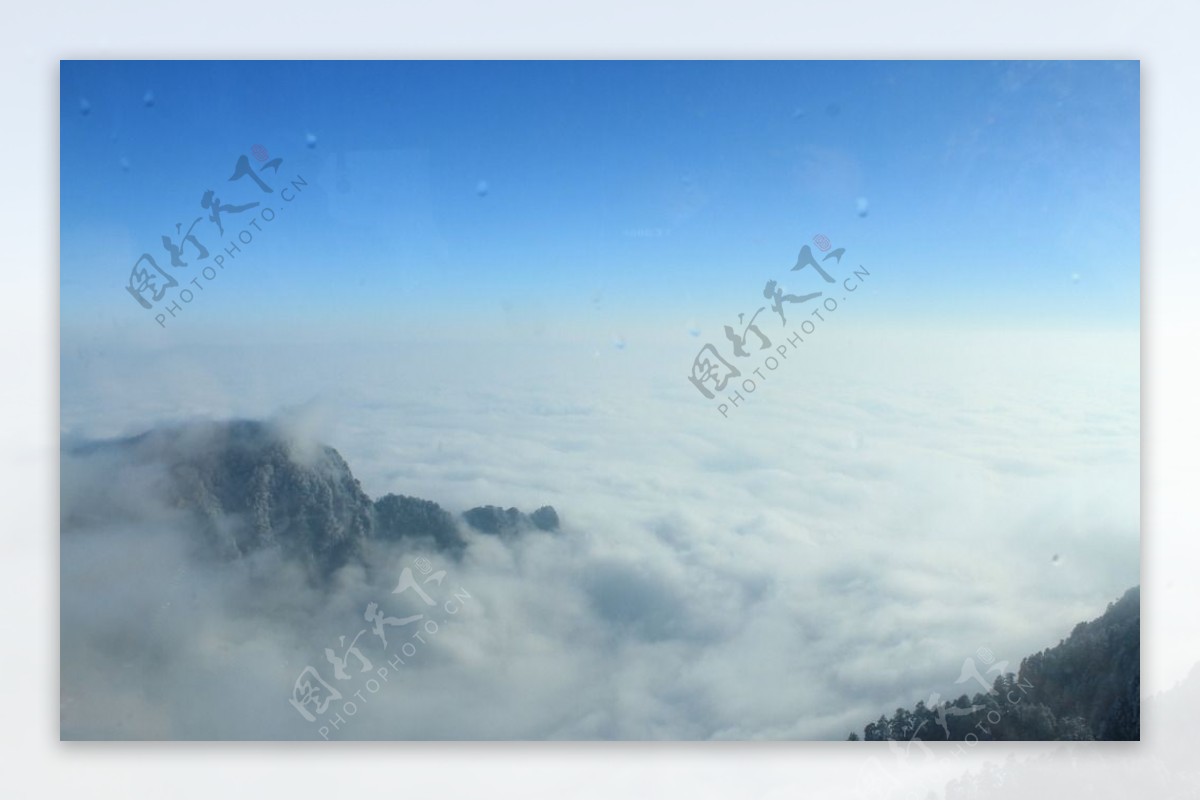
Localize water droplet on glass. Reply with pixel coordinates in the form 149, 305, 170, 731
143, 90, 155, 107
1051, 553, 1061, 566
79, 98, 91, 116
856, 197, 869, 218
476, 179, 489, 198
305, 132, 318, 148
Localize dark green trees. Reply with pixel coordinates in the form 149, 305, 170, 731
850, 587, 1139, 741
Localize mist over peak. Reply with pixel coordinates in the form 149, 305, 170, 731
62, 418, 560, 579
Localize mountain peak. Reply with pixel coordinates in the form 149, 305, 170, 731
64, 419, 561, 578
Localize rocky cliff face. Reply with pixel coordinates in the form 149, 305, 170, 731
63, 419, 559, 578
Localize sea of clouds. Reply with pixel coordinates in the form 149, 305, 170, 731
59, 322, 1139, 740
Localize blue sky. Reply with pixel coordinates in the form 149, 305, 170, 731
60, 61, 1139, 340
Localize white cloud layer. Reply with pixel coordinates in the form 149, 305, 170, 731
60, 325, 1139, 739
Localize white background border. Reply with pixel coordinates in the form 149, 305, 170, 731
3, 0, 1196, 797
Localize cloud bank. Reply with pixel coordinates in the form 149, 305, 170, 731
60, 326, 1139, 739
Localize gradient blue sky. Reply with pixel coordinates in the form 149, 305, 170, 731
61, 61, 1139, 340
